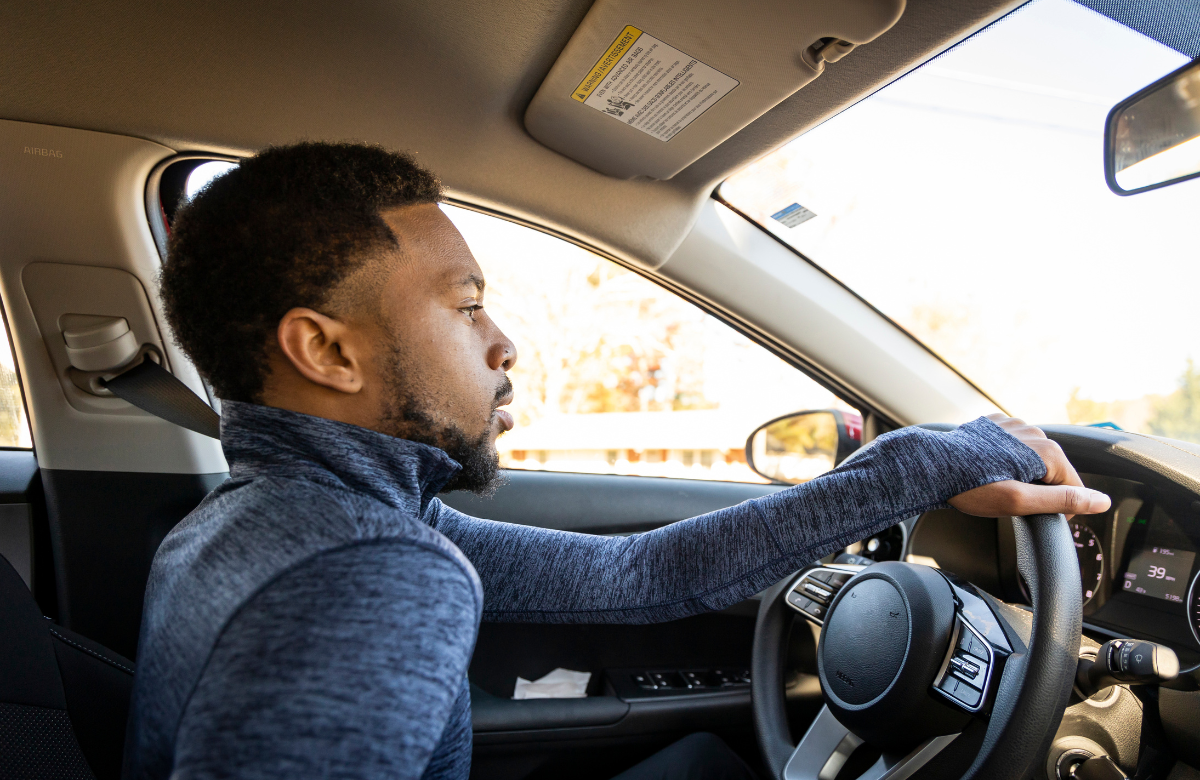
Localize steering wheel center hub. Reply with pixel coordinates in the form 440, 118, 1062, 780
816, 562, 965, 750
821, 578, 910, 704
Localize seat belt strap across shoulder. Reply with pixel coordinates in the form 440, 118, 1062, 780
102, 360, 221, 440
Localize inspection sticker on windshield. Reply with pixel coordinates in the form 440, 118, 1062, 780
771, 203, 817, 228
572, 25, 738, 142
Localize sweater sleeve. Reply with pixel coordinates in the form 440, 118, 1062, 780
170, 540, 481, 780
432, 417, 1045, 624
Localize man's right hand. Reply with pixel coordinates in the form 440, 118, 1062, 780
947, 414, 1111, 519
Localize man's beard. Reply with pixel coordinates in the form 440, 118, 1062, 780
378, 342, 510, 496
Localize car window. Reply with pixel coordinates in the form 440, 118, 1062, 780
0, 315, 31, 448
720, 0, 1199, 441
185, 161, 237, 201
444, 205, 855, 482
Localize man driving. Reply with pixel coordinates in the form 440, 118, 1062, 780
125, 142, 1111, 780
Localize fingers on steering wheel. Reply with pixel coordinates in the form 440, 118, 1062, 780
1008, 482, 1110, 517
1030, 437, 1085, 488
986, 414, 1083, 488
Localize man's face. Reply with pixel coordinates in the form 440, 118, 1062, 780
361, 203, 516, 492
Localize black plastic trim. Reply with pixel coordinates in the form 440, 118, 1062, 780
42, 469, 227, 659
472, 689, 752, 746
0, 450, 36, 500
471, 684, 630, 733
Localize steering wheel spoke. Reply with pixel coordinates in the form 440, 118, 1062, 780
785, 564, 867, 625
783, 706, 958, 780
928, 576, 1014, 715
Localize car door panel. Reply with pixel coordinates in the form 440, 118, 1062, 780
441, 469, 780, 534
444, 470, 797, 779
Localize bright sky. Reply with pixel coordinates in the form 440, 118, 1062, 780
722, 0, 1198, 424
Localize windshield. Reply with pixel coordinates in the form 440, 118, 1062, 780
721, 0, 1200, 442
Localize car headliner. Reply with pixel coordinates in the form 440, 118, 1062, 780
1, 0, 1018, 268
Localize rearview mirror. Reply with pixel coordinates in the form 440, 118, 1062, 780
745, 409, 862, 485
1105, 58, 1200, 195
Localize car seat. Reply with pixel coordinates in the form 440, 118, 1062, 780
0, 553, 134, 780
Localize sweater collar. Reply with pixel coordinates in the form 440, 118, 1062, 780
219, 401, 461, 514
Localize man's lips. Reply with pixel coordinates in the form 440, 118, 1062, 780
493, 389, 515, 432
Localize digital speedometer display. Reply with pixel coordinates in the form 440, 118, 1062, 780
1123, 546, 1196, 602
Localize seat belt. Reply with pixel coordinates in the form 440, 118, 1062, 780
102, 359, 221, 439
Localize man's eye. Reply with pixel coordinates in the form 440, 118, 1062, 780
461, 305, 484, 320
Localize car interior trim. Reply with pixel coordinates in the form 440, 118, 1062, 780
0, 119, 226, 474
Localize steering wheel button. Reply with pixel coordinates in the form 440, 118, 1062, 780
788, 592, 813, 611
809, 570, 834, 584
958, 631, 988, 662
952, 664, 985, 690
803, 601, 826, 619
953, 670, 980, 689
938, 675, 960, 694
802, 581, 833, 602
953, 683, 982, 707
826, 572, 851, 588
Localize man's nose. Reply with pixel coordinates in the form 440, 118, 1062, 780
488, 329, 517, 372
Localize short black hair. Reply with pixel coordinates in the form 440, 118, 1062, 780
160, 141, 442, 403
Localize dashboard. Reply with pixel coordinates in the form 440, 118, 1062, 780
1070, 473, 1200, 663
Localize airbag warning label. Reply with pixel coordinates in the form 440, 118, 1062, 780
572, 25, 738, 143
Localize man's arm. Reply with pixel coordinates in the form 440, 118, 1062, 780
170, 540, 480, 780
432, 417, 1078, 624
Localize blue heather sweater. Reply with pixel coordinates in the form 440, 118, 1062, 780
124, 402, 1045, 779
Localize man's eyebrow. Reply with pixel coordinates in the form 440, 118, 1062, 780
450, 272, 485, 294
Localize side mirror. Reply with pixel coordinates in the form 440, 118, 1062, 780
745, 409, 862, 485
1105, 58, 1200, 195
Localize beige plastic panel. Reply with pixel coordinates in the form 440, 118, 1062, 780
0, 119, 226, 473
24, 263, 168, 414
526, 0, 904, 180
657, 200, 1000, 425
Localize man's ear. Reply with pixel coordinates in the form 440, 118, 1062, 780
275, 308, 364, 394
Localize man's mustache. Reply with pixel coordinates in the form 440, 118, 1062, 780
493, 376, 514, 407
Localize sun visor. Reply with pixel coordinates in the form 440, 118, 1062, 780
525, 0, 904, 180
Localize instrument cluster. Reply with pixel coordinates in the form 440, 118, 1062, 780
1071, 474, 1200, 659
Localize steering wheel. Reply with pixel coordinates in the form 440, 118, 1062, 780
752, 513, 1082, 780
